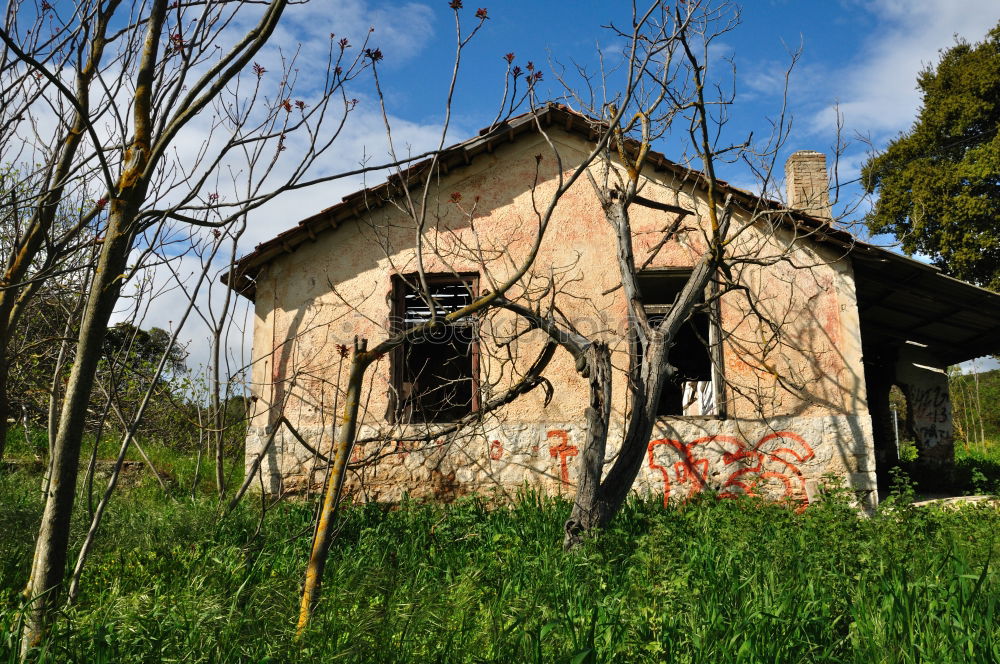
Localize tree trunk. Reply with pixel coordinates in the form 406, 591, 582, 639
563, 342, 612, 547
20, 216, 134, 654
565, 256, 717, 542
212, 237, 238, 497
0, 287, 32, 465
296, 341, 370, 637
20, 0, 165, 645
592, 338, 669, 522
48, 289, 87, 463
0, 339, 9, 464
212, 335, 225, 496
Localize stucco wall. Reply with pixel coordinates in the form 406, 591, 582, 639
243, 128, 877, 506
247, 415, 875, 507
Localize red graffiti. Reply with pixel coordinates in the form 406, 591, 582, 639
489, 439, 504, 460
547, 430, 578, 485
647, 432, 814, 508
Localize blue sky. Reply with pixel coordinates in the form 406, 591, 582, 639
240, 0, 1000, 244
37, 0, 993, 235
263, 0, 1000, 371
76, 0, 999, 373
418, 1, 990, 189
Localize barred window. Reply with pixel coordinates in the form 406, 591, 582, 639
391, 274, 479, 423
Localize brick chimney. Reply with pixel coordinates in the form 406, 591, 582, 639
785, 150, 831, 219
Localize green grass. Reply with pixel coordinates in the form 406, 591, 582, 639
955, 437, 1000, 494
1, 453, 998, 664
3, 423, 247, 499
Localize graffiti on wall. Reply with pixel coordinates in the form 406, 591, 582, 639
489, 439, 504, 460
907, 383, 951, 449
337, 428, 815, 506
647, 432, 814, 506
547, 430, 578, 485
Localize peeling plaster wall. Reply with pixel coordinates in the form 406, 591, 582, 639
247, 415, 876, 507
244, 128, 877, 506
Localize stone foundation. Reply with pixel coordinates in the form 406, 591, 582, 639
247, 414, 877, 508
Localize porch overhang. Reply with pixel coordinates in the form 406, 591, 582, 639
854, 251, 1000, 366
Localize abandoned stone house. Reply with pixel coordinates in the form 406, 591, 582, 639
224, 105, 1000, 507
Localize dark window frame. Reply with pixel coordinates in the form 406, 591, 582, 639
389, 272, 481, 423
637, 268, 726, 419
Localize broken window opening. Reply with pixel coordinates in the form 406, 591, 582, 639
888, 384, 917, 462
638, 270, 719, 417
391, 274, 479, 423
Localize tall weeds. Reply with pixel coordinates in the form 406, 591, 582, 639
1, 466, 997, 663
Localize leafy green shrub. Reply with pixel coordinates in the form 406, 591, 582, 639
898, 439, 919, 462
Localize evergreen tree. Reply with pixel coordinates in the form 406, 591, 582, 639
862, 23, 1000, 290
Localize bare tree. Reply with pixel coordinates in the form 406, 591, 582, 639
551, 2, 743, 542
292, 0, 700, 632
0, 0, 417, 651
66, 229, 227, 605
484, 1, 839, 545
294, 2, 560, 632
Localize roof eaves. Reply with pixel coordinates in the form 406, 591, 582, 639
223, 106, 573, 299
222, 104, 955, 304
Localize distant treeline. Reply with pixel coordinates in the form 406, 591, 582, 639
951, 368, 1000, 445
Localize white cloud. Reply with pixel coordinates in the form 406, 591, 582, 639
810, 0, 1000, 138
59, 1, 448, 379
240, 110, 456, 249
230, 0, 435, 76
741, 61, 790, 100
109, 245, 251, 383
167, 107, 453, 380
5, 0, 479, 407
137, 0, 452, 255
